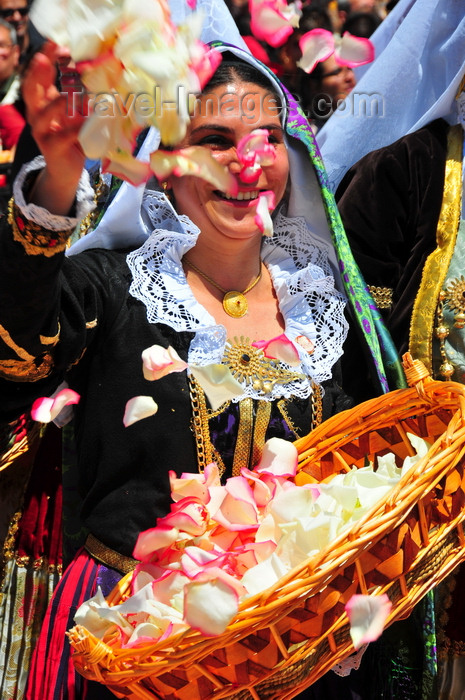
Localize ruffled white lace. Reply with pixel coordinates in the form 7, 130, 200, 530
331, 644, 368, 677
127, 194, 348, 402
13, 157, 95, 230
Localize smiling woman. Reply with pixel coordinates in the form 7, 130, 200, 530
0, 37, 391, 700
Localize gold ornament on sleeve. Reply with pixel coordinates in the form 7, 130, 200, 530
434, 276, 465, 379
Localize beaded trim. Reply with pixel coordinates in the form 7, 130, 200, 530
367, 285, 394, 310
8, 198, 72, 257
84, 533, 138, 575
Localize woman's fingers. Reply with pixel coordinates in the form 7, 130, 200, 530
23, 48, 60, 121
22, 42, 86, 209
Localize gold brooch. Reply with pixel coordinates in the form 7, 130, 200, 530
223, 336, 305, 394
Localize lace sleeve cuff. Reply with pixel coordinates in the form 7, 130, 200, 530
12, 155, 95, 230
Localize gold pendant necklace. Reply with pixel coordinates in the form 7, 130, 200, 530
184, 259, 262, 318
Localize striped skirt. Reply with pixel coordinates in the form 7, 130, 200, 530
24, 549, 123, 700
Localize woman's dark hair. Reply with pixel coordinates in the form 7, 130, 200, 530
201, 52, 283, 111
341, 11, 382, 38
298, 63, 326, 119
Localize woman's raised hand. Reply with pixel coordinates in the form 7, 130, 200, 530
22, 43, 86, 215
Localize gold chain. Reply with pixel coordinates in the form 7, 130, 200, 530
183, 258, 262, 296
310, 382, 323, 431
189, 375, 225, 476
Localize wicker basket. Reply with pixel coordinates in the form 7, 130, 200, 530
68, 355, 465, 700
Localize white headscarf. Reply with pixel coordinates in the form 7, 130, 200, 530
317, 0, 465, 192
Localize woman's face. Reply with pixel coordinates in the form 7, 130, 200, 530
319, 55, 356, 109
170, 79, 289, 246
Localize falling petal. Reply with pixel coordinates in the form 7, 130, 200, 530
142, 345, 188, 381
123, 396, 158, 427
189, 364, 244, 411
297, 28, 335, 74
151, 147, 238, 196
252, 334, 300, 365
102, 150, 152, 186
237, 129, 276, 182
336, 32, 375, 68
255, 190, 275, 236
189, 42, 222, 89
346, 594, 392, 649
31, 388, 80, 423
249, 0, 301, 48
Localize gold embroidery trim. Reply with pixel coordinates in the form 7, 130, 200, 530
232, 397, 254, 476
0, 321, 35, 361
8, 198, 72, 257
84, 533, 138, 575
0, 322, 53, 381
85, 318, 98, 329
367, 285, 393, 310
251, 400, 272, 469
409, 125, 463, 372
40, 321, 60, 346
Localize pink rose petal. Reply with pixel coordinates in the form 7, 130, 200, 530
255, 437, 298, 478
189, 364, 243, 411
102, 150, 152, 187
133, 525, 179, 561
297, 28, 335, 74
184, 573, 242, 635
336, 32, 375, 68
345, 594, 392, 649
31, 388, 80, 423
123, 396, 158, 427
255, 190, 275, 236
161, 498, 209, 536
295, 335, 315, 354
142, 345, 188, 381
190, 43, 222, 89
252, 334, 300, 365
249, 0, 301, 48
151, 147, 238, 197
237, 129, 276, 182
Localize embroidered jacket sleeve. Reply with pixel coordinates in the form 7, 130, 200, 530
0, 160, 102, 419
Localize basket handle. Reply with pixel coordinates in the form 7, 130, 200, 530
402, 353, 432, 399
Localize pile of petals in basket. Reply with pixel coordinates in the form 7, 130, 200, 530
73, 434, 428, 647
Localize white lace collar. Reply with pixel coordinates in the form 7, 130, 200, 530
127, 197, 347, 401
